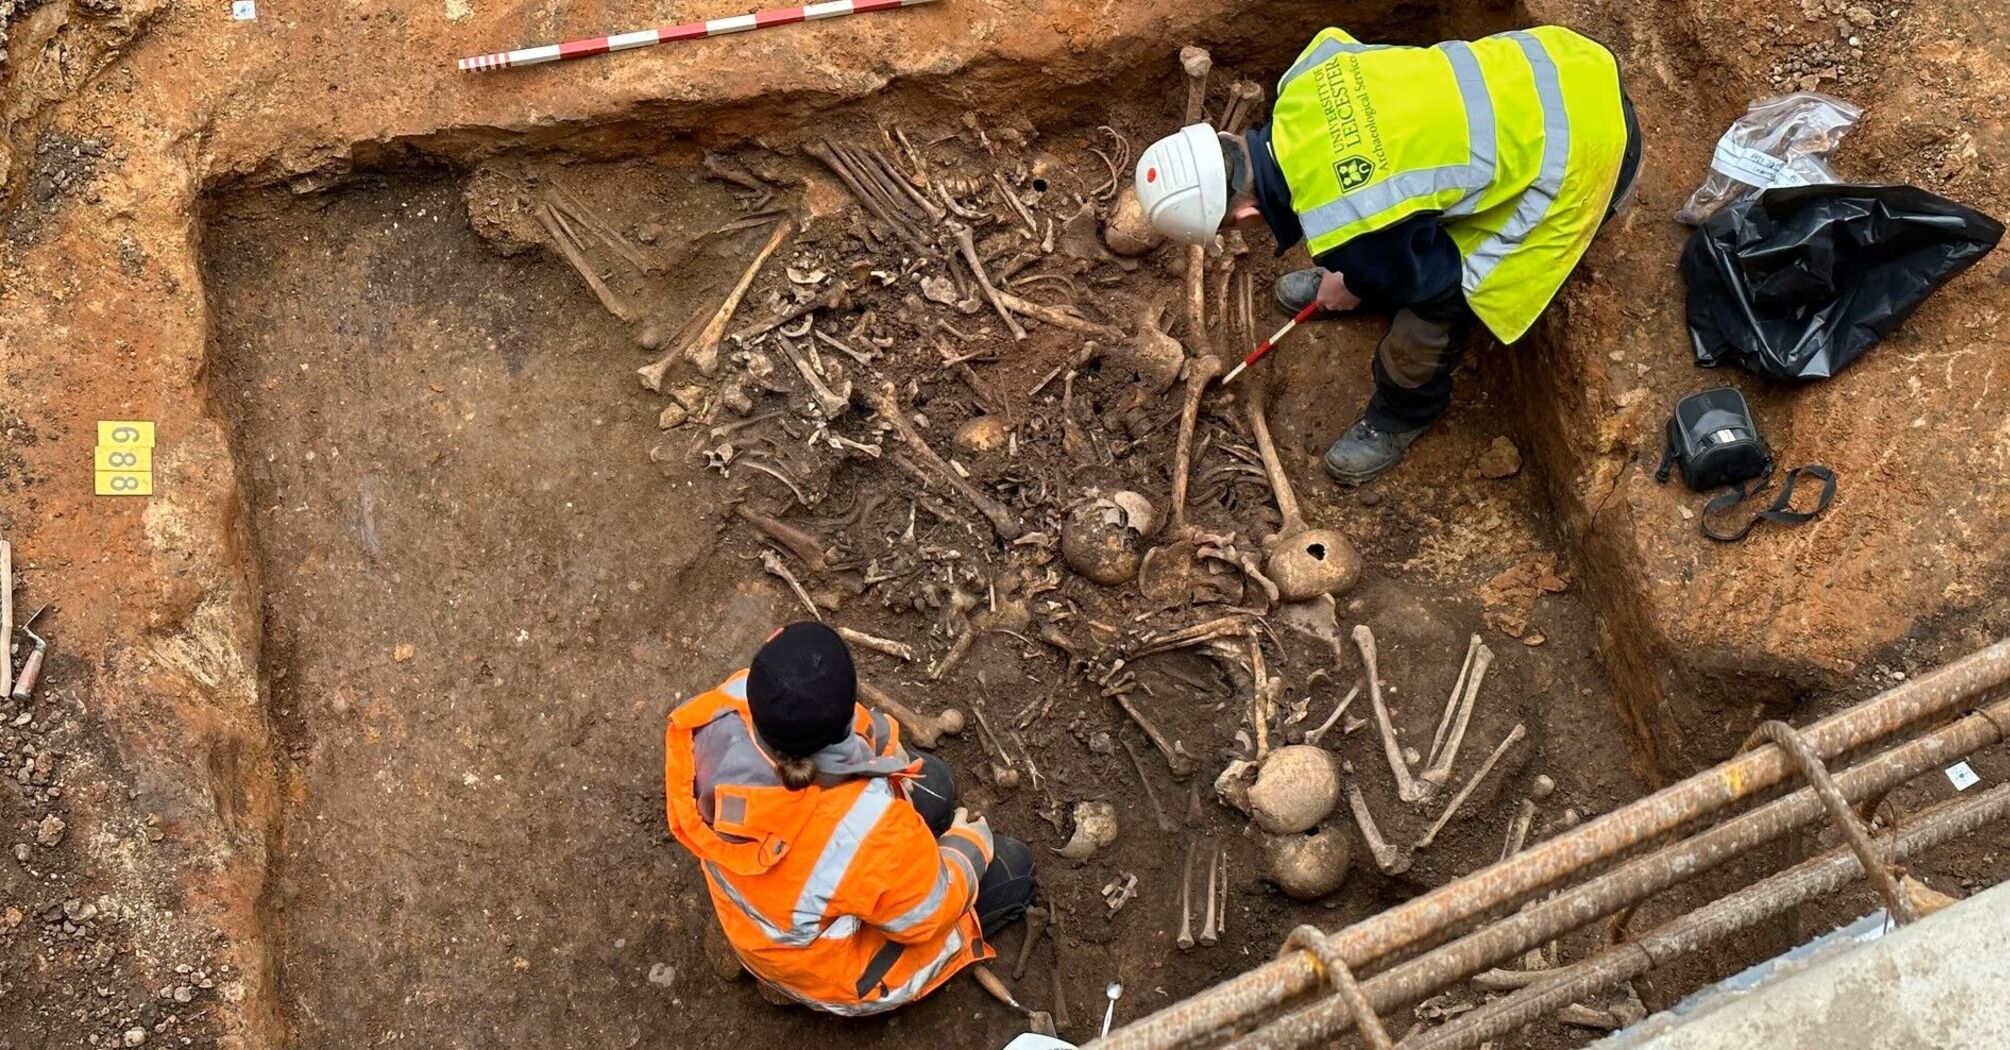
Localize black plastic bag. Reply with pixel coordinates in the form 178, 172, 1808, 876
1681, 184, 2004, 381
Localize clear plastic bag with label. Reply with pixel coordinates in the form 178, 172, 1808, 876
1677, 92, 1864, 225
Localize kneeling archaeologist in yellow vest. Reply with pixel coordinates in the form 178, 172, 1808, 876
665, 622, 1037, 1014
1137, 26, 1643, 484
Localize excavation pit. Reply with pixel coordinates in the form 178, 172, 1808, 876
201, 20, 1660, 1041
1, 0, 1981, 1044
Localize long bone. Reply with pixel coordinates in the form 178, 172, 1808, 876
1427, 635, 1483, 768
1417, 723, 1528, 849
1352, 625, 1428, 803
1421, 642, 1497, 788
1345, 781, 1413, 875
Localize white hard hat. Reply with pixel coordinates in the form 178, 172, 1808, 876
1136, 123, 1227, 248
1000, 1036, 1075, 1050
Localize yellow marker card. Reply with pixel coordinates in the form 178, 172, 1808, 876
96, 470, 155, 496
98, 420, 157, 448
95, 446, 154, 472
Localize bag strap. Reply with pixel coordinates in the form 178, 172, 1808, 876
1701, 465, 1837, 542
1655, 424, 1678, 485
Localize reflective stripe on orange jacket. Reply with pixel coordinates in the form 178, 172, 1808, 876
664, 671, 995, 1014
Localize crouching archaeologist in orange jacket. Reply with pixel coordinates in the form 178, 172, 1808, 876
665, 622, 1038, 1015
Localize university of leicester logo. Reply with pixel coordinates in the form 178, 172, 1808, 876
1334, 155, 1376, 191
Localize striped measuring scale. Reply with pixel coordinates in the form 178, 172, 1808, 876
458, 0, 937, 72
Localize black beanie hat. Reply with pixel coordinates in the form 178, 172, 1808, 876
747, 622, 857, 759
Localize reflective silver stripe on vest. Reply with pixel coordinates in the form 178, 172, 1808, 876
704, 859, 794, 943
1276, 36, 1389, 90
881, 837, 983, 936
1296, 41, 1497, 242
705, 777, 898, 947
879, 846, 962, 934
787, 777, 895, 935
723, 673, 748, 700
1461, 31, 1572, 290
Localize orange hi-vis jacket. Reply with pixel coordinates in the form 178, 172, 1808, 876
664, 671, 996, 1014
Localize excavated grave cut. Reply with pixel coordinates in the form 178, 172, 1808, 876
196, 8, 1726, 1046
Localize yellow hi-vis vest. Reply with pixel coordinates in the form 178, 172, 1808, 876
1270, 27, 1628, 343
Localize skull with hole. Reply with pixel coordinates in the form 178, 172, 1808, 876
1265, 528, 1362, 604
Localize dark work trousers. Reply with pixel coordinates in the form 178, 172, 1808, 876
1365, 93, 1646, 433
908, 753, 1038, 937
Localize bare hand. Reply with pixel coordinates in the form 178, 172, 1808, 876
1316, 270, 1361, 312
950, 806, 989, 836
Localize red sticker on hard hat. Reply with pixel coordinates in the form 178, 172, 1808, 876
1146, 167, 1158, 183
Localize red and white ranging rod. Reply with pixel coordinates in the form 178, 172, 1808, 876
1221, 302, 1320, 385
458, 0, 938, 72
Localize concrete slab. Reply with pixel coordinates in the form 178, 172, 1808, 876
1597, 881, 2010, 1050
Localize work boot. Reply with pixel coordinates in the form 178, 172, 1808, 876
975, 836, 1038, 938
1274, 268, 1326, 315
1323, 417, 1425, 486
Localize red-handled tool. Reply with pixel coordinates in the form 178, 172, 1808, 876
1220, 302, 1319, 385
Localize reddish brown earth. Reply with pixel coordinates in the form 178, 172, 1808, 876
1, 0, 2005, 1046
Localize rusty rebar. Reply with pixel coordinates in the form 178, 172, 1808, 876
1279, 927, 1394, 1050
1399, 780, 2010, 1050
1742, 719, 1918, 925
1217, 690, 2010, 1050
1088, 637, 2010, 1050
